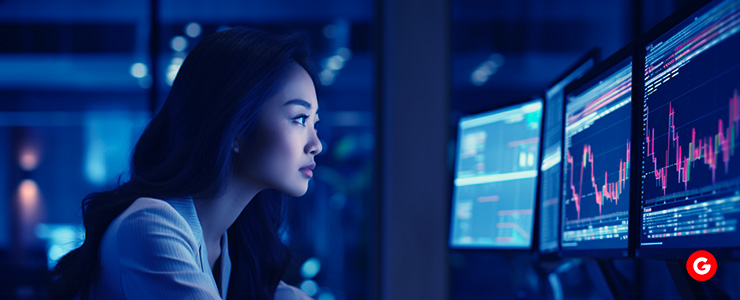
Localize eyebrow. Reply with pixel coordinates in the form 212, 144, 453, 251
284, 99, 319, 114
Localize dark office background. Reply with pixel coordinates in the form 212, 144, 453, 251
1, 0, 739, 299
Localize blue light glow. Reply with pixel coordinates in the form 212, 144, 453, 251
35, 223, 85, 269
301, 257, 321, 279
170, 36, 188, 52
300, 280, 319, 296
185, 22, 202, 38
130, 62, 148, 78
317, 292, 335, 300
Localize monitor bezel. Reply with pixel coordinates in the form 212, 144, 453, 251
536, 48, 601, 261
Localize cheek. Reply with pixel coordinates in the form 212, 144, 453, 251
263, 129, 297, 169
248, 124, 302, 180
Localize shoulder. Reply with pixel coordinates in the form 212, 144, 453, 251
96, 197, 221, 299
117, 197, 184, 226
274, 281, 314, 300
124, 196, 179, 215
111, 197, 198, 253
114, 197, 187, 231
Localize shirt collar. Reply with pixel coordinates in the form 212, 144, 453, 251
162, 197, 230, 298
162, 197, 205, 246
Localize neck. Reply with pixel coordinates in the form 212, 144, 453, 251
193, 176, 262, 267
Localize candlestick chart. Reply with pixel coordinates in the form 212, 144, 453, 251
640, 0, 740, 251
561, 58, 632, 251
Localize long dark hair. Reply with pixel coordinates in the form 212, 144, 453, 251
49, 28, 316, 300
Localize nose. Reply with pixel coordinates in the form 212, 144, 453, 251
306, 128, 322, 155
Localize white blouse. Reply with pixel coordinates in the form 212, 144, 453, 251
88, 197, 312, 299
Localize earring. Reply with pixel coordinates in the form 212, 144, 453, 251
233, 142, 240, 153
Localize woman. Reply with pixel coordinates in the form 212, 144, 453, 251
49, 28, 320, 299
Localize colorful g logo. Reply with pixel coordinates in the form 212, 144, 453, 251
686, 250, 717, 281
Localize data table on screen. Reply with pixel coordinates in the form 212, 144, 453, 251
450, 100, 543, 249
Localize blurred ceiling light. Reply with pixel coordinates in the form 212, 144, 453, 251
18, 179, 41, 221
317, 293, 335, 300
170, 36, 188, 52
470, 53, 505, 86
130, 62, 148, 79
319, 69, 335, 86
19, 145, 40, 171
325, 55, 345, 71
19, 179, 39, 201
301, 257, 321, 279
300, 280, 319, 297
470, 69, 489, 86
319, 47, 352, 86
185, 22, 202, 38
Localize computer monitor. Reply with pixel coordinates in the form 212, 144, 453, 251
561, 50, 632, 257
538, 49, 600, 257
449, 99, 543, 249
638, 0, 740, 259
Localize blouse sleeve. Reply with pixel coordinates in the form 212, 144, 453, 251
116, 203, 222, 299
274, 281, 314, 300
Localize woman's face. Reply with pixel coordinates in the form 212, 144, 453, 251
237, 62, 322, 197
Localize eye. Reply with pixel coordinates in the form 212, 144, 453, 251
293, 114, 309, 126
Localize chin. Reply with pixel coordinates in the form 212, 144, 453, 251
286, 189, 308, 197
281, 183, 309, 197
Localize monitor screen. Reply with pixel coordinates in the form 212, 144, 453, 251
640, 0, 740, 256
449, 99, 543, 249
538, 54, 597, 255
561, 57, 632, 253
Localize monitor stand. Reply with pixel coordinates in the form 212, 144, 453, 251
665, 261, 731, 300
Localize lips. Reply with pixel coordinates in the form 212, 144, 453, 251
300, 163, 316, 178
